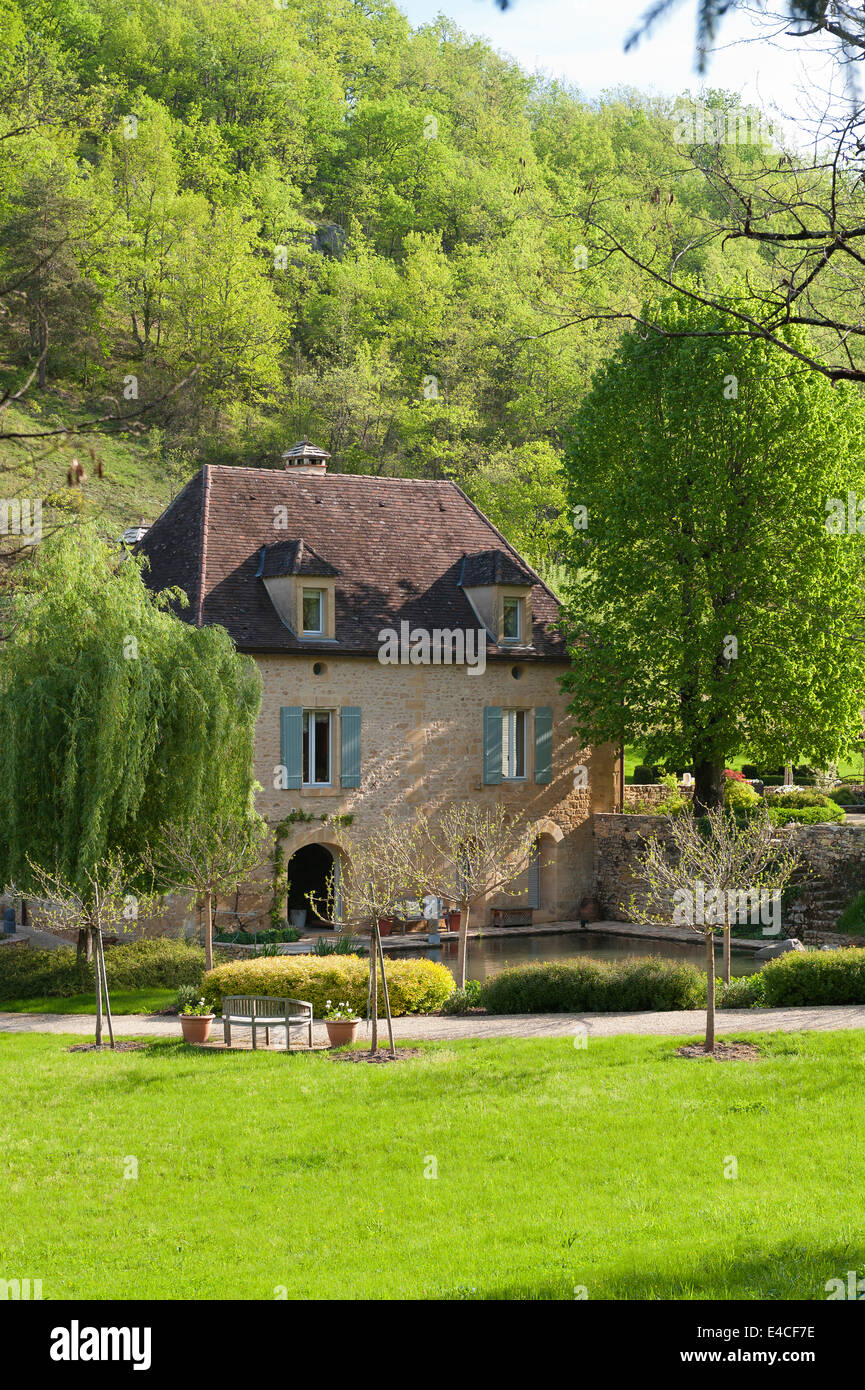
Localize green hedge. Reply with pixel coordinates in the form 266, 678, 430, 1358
0, 937, 206, 1000
214, 927, 300, 945
477, 951, 865, 1013
758, 947, 865, 1005
718, 972, 766, 1008
764, 789, 832, 808
201, 953, 454, 1017
632, 764, 660, 784
830, 787, 864, 806
765, 804, 844, 825
478, 957, 706, 1014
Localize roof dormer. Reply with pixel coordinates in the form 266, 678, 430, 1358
256, 540, 339, 641
458, 549, 535, 649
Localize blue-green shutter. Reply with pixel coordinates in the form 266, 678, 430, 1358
527, 839, 541, 909
483, 706, 502, 785
340, 707, 362, 788
534, 707, 553, 784
280, 706, 303, 789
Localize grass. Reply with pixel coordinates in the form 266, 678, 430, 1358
2, 1030, 865, 1299
0, 988, 176, 1015
625, 746, 863, 782
0, 389, 178, 537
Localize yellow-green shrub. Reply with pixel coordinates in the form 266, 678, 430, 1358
201, 953, 453, 1017
723, 778, 761, 811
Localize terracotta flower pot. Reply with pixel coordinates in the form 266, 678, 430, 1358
448, 911, 461, 931
377, 917, 393, 937
180, 1014, 214, 1043
325, 1019, 360, 1047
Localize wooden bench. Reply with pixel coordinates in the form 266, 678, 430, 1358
490, 908, 534, 928
221, 995, 313, 1051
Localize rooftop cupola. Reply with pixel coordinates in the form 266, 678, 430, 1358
281, 439, 331, 475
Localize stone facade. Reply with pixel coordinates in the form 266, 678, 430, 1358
251, 653, 616, 924
145, 655, 617, 936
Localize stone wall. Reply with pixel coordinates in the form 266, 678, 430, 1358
594, 813, 865, 933
595, 813, 670, 922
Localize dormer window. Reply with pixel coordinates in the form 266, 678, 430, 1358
257, 540, 339, 641
458, 549, 535, 651
502, 596, 522, 643
302, 588, 324, 635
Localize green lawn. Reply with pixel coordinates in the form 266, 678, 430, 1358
625, 746, 863, 781
2, 1031, 864, 1299
0, 988, 176, 1015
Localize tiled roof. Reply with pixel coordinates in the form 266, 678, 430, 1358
137, 467, 565, 659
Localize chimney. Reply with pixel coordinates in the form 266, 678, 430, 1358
281, 438, 331, 475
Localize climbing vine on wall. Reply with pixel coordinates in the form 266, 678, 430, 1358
268, 811, 354, 926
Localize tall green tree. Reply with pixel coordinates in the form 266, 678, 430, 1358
560, 297, 865, 812
0, 524, 262, 896
0, 162, 99, 387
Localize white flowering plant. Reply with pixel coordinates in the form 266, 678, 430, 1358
179, 997, 213, 1017
323, 999, 359, 1022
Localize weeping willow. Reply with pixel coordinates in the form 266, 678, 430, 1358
0, 523, 262, 894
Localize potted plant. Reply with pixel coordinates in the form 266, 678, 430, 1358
323, 999, 361, 1047
179, 997, 215, 1043
447, 908, 461, 932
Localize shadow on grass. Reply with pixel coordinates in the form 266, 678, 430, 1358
448, 1239, 865, 1301
139, 1039, 322, 1062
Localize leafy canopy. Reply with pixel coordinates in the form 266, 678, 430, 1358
560, 293, 865, 775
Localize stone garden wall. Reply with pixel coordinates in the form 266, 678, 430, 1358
594, 813, 865, 940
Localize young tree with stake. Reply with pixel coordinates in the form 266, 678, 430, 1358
25, 856, 154, 1048
144, 814, 269, 971
312, 820, 427, 1056
633, 808, 800, 1051
409, 804, 535, 991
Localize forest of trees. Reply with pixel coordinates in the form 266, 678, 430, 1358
0, 0, 806, 578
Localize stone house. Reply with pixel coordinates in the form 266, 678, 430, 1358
137, 442, 617, 930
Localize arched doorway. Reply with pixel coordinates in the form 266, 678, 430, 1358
528, 831, 560, 920
287, 843, 341, 927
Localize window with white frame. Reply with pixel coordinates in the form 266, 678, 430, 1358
302, 588, 324, 635
502, 596, 522, 643
501, 709, 527, 780
303, 710, 331, 785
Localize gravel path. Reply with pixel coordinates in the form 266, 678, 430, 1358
2, 1005, 865, 1046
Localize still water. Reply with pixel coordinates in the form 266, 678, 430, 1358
392, 929, 760, 982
